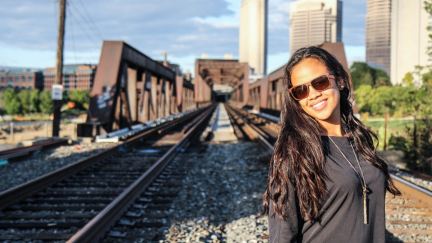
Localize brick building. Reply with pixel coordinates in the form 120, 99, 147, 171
43, 64, 96, 91
0, 68, 44, 90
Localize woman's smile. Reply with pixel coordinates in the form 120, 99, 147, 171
311, 99, 328, 111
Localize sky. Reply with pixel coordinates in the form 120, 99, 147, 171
0, 0, 366, 75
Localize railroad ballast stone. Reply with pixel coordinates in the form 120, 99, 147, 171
161, 142, 270, 242
0, 142, 115, 192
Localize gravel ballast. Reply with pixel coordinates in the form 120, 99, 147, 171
161, 141, 270, 242
0, 142, 115, 192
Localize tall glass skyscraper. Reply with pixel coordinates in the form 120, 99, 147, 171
366, 0, 391, 75
289, 0, 342, 55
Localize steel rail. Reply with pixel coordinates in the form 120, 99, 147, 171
225, 105, 273, 151
0, 138, 69, 160
0, 107, 208, 210
390, 174, 432, 205
67, 105, 215, 243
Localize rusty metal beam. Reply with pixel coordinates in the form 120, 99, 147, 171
82, 41, 177, 135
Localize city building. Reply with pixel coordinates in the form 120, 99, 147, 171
239, 0, 268, 76
289, 0, 342, 54
391, 0, 431, 85
43, 64, 97, 91
366, 0, 391, 75
0, 67, 43, 90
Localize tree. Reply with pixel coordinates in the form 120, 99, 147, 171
368, 86, 395, 116
67, 90, 89, 110
18, 90, 32, 114
29, 90, 40, 113
374, 69, 391, 86
39, 91, 53, 114
2, 88, 21, 115
350, 62, 373, 89
353, 85, 373, 113
350, 62, 391, 89
402, 72, 414, 86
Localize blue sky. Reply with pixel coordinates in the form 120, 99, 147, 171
0, 0, 366, 74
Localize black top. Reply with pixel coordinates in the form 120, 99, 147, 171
269, 136, 386, 243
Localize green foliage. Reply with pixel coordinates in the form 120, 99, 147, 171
1, 88, 21, 114
39, 91, 53, 114
350, 62, 391, 89
388, 135, 408, 151
422, 68, 432, 88
354, 83, 431, 117
0, 88, 91, 116
389, 118, 432, 173
18, 90, 32, 114
67, 90, 89, 110
29, 90, 40, 113
354, 85, 373, 113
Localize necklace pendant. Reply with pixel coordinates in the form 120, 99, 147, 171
363, 187, 368, 224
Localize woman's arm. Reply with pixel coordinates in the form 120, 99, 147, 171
268, 181, 302, 243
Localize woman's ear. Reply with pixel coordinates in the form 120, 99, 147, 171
337, 79, 345, 90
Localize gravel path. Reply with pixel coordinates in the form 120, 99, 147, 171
0, 141, 115, 192
161, 142, 270, 242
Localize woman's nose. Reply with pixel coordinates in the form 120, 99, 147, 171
308, 85, 321, 99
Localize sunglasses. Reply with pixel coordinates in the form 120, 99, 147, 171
289, 74, 335, 100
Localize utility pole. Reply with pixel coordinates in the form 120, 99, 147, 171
52, 0, 66, 137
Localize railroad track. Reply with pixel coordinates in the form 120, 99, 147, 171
0, 105, 214, 242
225, 104, 432, 243
0, 137, 69, 161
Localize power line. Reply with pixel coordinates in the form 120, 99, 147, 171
68, 0, 104, 40
76, 0, 104, 39
65, 2, 78, 64
66, 4, 101, 46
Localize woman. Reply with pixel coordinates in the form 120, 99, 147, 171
263, 46, 400, 243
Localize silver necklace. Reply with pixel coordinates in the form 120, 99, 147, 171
328, 137, 369, 224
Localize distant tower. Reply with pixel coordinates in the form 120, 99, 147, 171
366, 0, 391, 74
391, 0, 431, 85
289, 0, 342, 54
239, 0, 268, 76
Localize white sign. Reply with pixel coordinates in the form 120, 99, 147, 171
51, 84, 63, 100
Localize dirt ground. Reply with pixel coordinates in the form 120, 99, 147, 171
0, 122, 80, 148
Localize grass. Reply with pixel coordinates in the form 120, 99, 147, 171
363, 117, 414, 150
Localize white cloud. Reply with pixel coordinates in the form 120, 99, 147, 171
268, 0, 290, 30
0, 0, 366, 72
176, 34, 203, 42
191, 16, 238, 29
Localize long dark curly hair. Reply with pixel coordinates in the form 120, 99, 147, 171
263, 46, 400, 221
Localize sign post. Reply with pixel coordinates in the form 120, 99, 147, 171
52, 84, 63, 137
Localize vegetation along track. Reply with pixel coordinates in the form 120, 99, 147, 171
0, 105, 215, 242
225, 104, 432, 243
